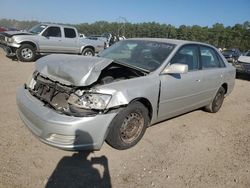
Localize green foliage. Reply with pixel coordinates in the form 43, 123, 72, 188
0, 18, 249, 51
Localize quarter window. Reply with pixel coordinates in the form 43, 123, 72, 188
200, 46, 221, 68
64, 28, 76, 38
170, 45, 199, 71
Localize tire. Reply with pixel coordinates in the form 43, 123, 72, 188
204, 87, 225, 113
16, 44, 36, 62
106, 101, 149, 150
81, 48, 95, 56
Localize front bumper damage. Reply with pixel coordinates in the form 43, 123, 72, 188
16, 86, 117, 150
0, 34, 20, 57
0, 43, 16, 57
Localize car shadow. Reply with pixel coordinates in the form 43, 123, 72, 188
6, 54, 43, 63
45, 130, 112, 188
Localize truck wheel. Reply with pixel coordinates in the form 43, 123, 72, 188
82, 48, 95, 56
16, 44, 36, 62
106, 101, 149, 150
204, 86, 225, 113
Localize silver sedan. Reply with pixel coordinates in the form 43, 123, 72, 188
16, 38, 236, 150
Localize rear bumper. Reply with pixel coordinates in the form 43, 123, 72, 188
16, 86, 117, 151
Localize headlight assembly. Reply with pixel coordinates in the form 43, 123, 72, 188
6, 37, 14, 43
68, 91, 112, 110
26, 71, 37, 89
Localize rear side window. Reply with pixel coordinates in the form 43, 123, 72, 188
200, 46, 221, 69
64, 28, 76, 38
43, 27, 61, 37
170, 45, 199, 71
216, 53, 226, 67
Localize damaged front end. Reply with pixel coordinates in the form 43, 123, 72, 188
25, 55, 146, 117
26, 72, 108, 117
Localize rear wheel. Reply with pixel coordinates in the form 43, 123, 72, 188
106, 101, 149, 150
81, 48, 95, 56
204, 87, 225, 113
16, 44, 36, 62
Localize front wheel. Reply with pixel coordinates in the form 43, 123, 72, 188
106, 102, 149, 150
81, 48, 95, 56
204, 87, 225, 113
16, 44, 36, 62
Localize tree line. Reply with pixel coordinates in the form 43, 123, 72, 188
0, 18, 249, 51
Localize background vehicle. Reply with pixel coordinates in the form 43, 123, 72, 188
222, 48, 241, 63
234, 50, 250, 75
0, 27, 7, 32
17, 39, 235, 151
0, 23, 105, 62
79, 33, 86, 38
87, 33, 112, 48
87, 33, 125, 48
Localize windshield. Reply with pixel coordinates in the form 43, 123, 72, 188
245, 51, 250, 56
28, 24, 47, 34
99, 40, 175, 72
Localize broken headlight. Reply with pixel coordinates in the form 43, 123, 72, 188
8, 37, 14, 43
68, 91, 112, 110
26, 71, 37, 89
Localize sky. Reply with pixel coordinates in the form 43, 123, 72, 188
0, 0, 249, 27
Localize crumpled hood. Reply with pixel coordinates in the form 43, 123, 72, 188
36, 54, 113, 86
238, 56, 250, 64
0, 31, 32, 37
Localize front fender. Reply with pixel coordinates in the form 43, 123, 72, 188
96, 75, 160, 124
14, 37, 39, 50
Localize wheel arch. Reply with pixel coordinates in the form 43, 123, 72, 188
221, 83, 228, 94
81, 45, 95, 54
130, 97, 153, 123
19, 41, 38, 50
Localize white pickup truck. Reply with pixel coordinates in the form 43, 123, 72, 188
0, 23, 105, 62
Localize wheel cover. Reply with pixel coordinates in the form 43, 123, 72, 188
214, 91, 223, 108
120, 112, 144, 144
84, 51, 93, 56
21, 48, 33, 59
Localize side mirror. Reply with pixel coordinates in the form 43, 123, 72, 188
161, 64, 188, 74
42, 33, 48, 37
42, 30, 49, 38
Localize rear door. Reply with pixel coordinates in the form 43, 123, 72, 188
60, 27, 79, 53
199, 45, 225, 102
158, 44, 205, 120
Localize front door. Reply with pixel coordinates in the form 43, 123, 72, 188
39, 26, 63, 53
158, 44, 205, 120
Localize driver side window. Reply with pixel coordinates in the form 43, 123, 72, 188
43, 26, 61, 37
171, 45, 199, 71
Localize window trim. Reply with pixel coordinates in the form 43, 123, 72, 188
42, 26, 62, 38
199, 44, 225, 69
64, 27, 77, 38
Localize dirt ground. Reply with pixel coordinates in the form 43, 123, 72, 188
0, 49, 249, 188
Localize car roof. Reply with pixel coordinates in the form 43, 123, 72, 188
40, 23, 75, 29
128, 38, 215, 48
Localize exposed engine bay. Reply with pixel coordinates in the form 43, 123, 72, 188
27, 62, 146, 117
